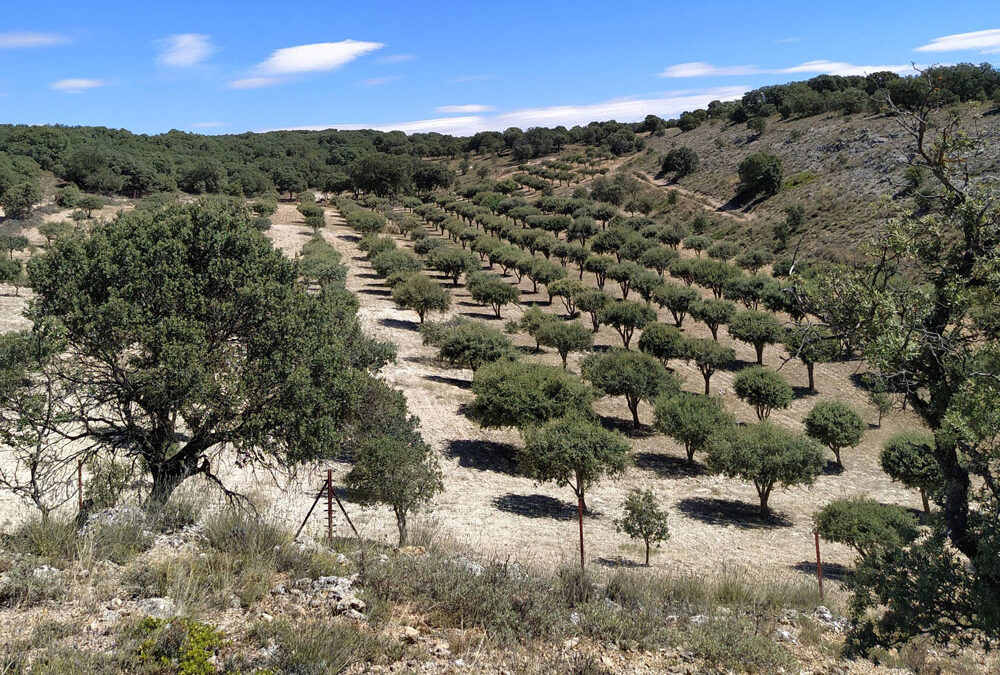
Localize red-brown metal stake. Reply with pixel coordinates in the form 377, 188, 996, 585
77, 462, 83, 510
814, 530, 824, 600
577, 492, 585, 571
326, 469, 333, 543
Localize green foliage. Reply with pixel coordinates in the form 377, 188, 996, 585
576, 288, 612, 333
421, 318, 515, 369
616, 489, 670, 565
536, 319, 593, 368
25, 201, 391, 505
653, 283, 699, 328
345, 394, 442, 545
733, 366, 793, 420
38, 220, 74, 245
706, 421, 825, 514
599, 300, 656, 349
654, 392, 736, 462
880, 431, 943, 513
249, 618, 402, 675
472, 359, 593, 429
738, 153, 784, 199
660, 147, 699, 177
467, 273, 519, 317
298, 234, 347, 288
637, 322, 685, 366
804, 400, 865, 468
707, 240, 740, 262
521, 414, 630, 509
689, 298, 736, 340
782, 324, 840, 391
728, 310, 783, 364
682, 338, 735, 395
55, 184, 81, 208
391, 273, 450, 323
76, 195, 105, 217
134, 617, 224, 675
427, 246, 480, 285
814, 497, 919, 557
581, 349, 680, 427
371, 248, 423, 280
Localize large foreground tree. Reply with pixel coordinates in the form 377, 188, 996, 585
24, 201, 392, 506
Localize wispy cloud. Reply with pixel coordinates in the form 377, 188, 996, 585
229, 77, 282, 89
0, 31, 70, 48
660, 60, 916, 78
915, 29, 1000, 53
190, 121, 225, 128
774, 37, 802, 44
363, 76, 400, 86
51, 78, 106, 93
229, 39, 383, 88
435, 104, 495, 113
263, 86, 747, 135
258, 40, 382, 75
156, 33, 216, 67
378, 53, 413, 64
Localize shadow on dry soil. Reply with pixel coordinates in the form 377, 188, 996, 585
676, 496, 793, 529
444, 439, 520, 475
633, 452, 709, 478
492, 493, 579, 521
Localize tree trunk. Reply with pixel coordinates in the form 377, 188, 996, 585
629, 398, 641, 428
755, 343, 765, 365
396, 509, 408, 546
703, 372, 711, 395
921, 489, 930, 514
757, 484, 772, 515
644, 539, 650, 566
148, 460, 193, 508
807, 362, 815, 391
709, 325, 719, 341
834, 447, 843, 468
576, 489, 585, 570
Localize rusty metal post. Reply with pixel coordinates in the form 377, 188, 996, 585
294, 484, 326, 540
577, 493, 585, 571
814, 530, 824, 600
326, 469, 333, 543
77, 462, 83, 510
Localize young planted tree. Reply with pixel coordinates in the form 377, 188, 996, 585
471, 360, 593, 429
77, 195, 104, 218
654, 392, 736, 463
616, 489, 670, 565
706, 421, 825, 514
536, 320, 593, 368
345, 384, 443, 545
689, 298, 736, 341
576, 289, 612, 333
607, 261, 644, 299
547, 278, 586, 316
728, 310, 782, 365
654, 283, 699, 328
38, 221, 74, 246
814, 498, 920, 557
782, 324, 840, 391
682, 338, 735, 395
600, 300, 657, 349
427, 247, 480, 286
422, 319, 516, 369
520, 414, 630, 568
733, 366, 793, 420
584, 255, 615, 290
804, 400, 865, 469
880, 431, 943, 514
506, 306, 559, 351
637, 322, 685, 367
391, 273, 451, 323
24, 201, 394, 505
468, 273, 520, 318
581, 350, 680, 427
639, 246, 679, 277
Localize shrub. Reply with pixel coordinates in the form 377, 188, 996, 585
536, 319, 593, 368
654, 392, 736, 463
391, 273, 450, 323
804, 400, 865, 468
738, 153, 784, 198
682, 338, 735, 395
472, 359, 593, 428
467, 273, 519, 318
616, 489, 670, 566
249, 618, 402, 674
423, 320, 516, 369
132, 617, 224, 675
582, 350, 680, 427
689, 299, 736, 341
728, 310, 782, 365
638, 322, 685, 366
733, 366, 793, 420
661, 147, 699, 178
814, 498, 920, 557
599, 300, 657, 349
880, 431, 943, 513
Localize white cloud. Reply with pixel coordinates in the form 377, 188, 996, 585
660, 62, 760, 78
915, 29, 1000, 53
190, 121, 225, 128
0, 31, 69, 48
449, 74, 493, 83
262, 86, 747, 135
51, 78, 106, 93
363, 76, 400, 86
661, 60, 916, 78
435, 104, 495, 113
257, 39, 383, 75
228, 76, 282, 89
378, 53, 413, 64
775, 37, 802, 44
157, 33, 216, 67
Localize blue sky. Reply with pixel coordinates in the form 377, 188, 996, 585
3, 0, 999, 135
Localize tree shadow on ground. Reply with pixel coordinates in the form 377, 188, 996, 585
596, 556, 645, 569
356, 272, 382, 280
423, 374, 471, 390
493, 493, 579, 521
339, 234, 361, 243
359, 288, 392, 297
676, 497, 792, 529
444, 439, 519, 476
596, 414, 656, 439
519, 299, 549, 307
791, 385, 818, 400
634, 451, 709, 478
822, 461, 845, 477
380, 317, 419, 331
724, 358, 759, 372
459, 311, 501, 321
792, 560, 851, 582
